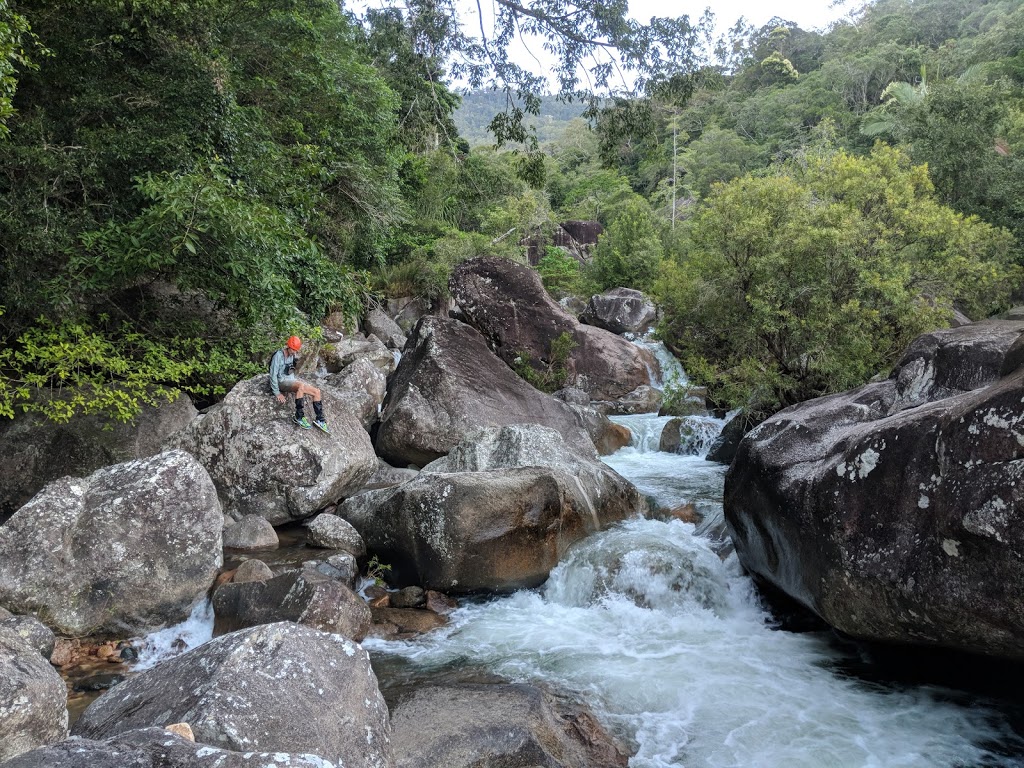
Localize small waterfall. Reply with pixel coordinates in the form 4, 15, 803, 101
612, 412, 726, 460
132, 599, 214, 671
630, 335, 688, 390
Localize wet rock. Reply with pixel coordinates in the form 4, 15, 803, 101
450, 257, 658, 401
579, 287, 658, 336
0, 392, 197, 523
666, 503, 702, 525
390, 683, 630, 768
0, 622, 68, 762
213, 569, 370, 641
425, 590, 458, 615
364, 308, 407, 350
322, 358, 388, 430
72, 623, 392, 767
374, 316, 598, 467
594, 384, 662, 416
72, 673, 125, 693
222, 514, 278, 550
369, 607, 447, 638
390, 586, 425, 609
306, 513, 366, 556
0, 450, 222, 637
726, 317, 1024, 659
344, 425, 644, 592
167, 376, 377, 525
658, 417, 720, 456
4, 727, 351, 767
231, 558, 274, 583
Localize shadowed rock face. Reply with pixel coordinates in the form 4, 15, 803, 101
449, 257, 658, 401
0, 450, 222, 637
374, 316, 598, 468
725, 317, 1024, 660
345, 425, 645, 592
167, 376, 377, 524
3, 728, 345, 768
390, 683, 630, 768
73, 623, 393, 768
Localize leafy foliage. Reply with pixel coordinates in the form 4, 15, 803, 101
513, 331, 578, 393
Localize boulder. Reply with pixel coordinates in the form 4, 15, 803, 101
364, 308, 408, 350
343, 425, 644, 592
706, 411, 760, 466
374, 316, 597, 467
4, 727, 353, 767
213, 570, 371, 641
449, 258, 658, 401
231, 559, 274, 583
0, 392, 197, 523
725, 317, 1024, 659
323, 357, 388, 430
658, 417, 723, 456
386, 296, 436, 334
1, 614, 56, 658
593, 385, 662, 416
222, 514, 279, 550
369, 607, 447, 638
579, 287, 658, 336
363, 459, 420, 490
0, 622, 68, 763
303, 553, 359, 589
390, 684, 629, 768
167, 375, 377, 524
0, 450, 222, 637
322, 334, 397, 376
306, 513, 366, 556
73, 622, 392, 767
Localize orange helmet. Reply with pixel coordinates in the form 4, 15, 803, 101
287, 335, 302, 351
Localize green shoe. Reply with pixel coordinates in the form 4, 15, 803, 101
314, 418, 331, 434
294, 415, 312, 429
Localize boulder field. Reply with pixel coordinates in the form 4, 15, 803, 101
725, 317, 1024, 660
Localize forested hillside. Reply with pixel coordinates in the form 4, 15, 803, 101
0, 0, 1021, 422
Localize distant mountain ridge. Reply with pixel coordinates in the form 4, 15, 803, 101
455, 90, 589, 146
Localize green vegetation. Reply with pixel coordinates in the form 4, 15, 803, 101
513, 332, 578, 393
2, 0, 1022, 423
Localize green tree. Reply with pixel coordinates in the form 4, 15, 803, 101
657, 144, 1017, 416
590, 198, 664, 292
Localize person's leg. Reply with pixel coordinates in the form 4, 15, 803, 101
294, 382, 324, 423
278, 380, 306, 421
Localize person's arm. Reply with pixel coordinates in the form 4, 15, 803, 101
269, 350, 284, 397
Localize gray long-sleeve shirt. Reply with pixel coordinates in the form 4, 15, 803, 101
268, 348, 297, 396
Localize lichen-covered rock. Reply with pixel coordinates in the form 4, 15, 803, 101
374, 316, 597, 467
4, 727, 349, 767
0, 622, 68, 763
0, 450, 222, 637
364, 308, 407, 350
222, 515, 279, 551
323, 358, 388, 430
343, 426, 645, 592
73, 623, 392, 768
306, 514, 365, 556
322, 334, 397, 376
579, 287, 657, 336
450, 257, 658, 401
390, 684, 630, 768
726, 317, 1024, 659
0, 392, 197, 523
167, 376, 377, 524
231, 559, 274, 583
213, 570, 371, 641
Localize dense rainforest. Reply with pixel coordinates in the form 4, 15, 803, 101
0, 0, 1022, 422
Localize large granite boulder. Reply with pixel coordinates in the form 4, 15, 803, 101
73, 622, 393, 768
0, 621, 68, 763
323, 357, 388, 430
0, 392, 197, 523
212, 569, 371, 641
364, 308, 407, 350
579, 287, 658, 336
4, 728, 344, 767
0, 450, 222, 637
725, 317, 1024, 659
450, 258, 658, 401
322, 334, 397, 376
390, 684, 630, 768
167, 375, 377, 524
374, 316, 598, 467
343, 425, 645, 592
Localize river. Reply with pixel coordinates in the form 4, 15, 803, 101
364, 409, 1024, 767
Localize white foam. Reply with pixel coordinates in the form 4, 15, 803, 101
132, 598, 214, 671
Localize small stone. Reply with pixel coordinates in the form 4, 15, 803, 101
73, 672, 125, 692
369, 594, 390, 609
118, 644, 139, 662
425, 590, 459, 615
223, 515, 279, 551
390, 586, 425, 609
364, 585, 389, 602
96, 644, 117, 660
306, 514, 365, 556
667, 503, 702, 525
214, 569, 236, 588
232, 559, 274, 584
49, 639, 76, 668
165, 722, 195, 742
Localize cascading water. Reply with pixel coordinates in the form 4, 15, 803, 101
366, 412, 1024, 767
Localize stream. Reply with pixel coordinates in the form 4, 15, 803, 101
364, 409, 1024, 767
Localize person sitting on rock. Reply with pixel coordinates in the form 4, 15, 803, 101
268, 335, 328, 432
